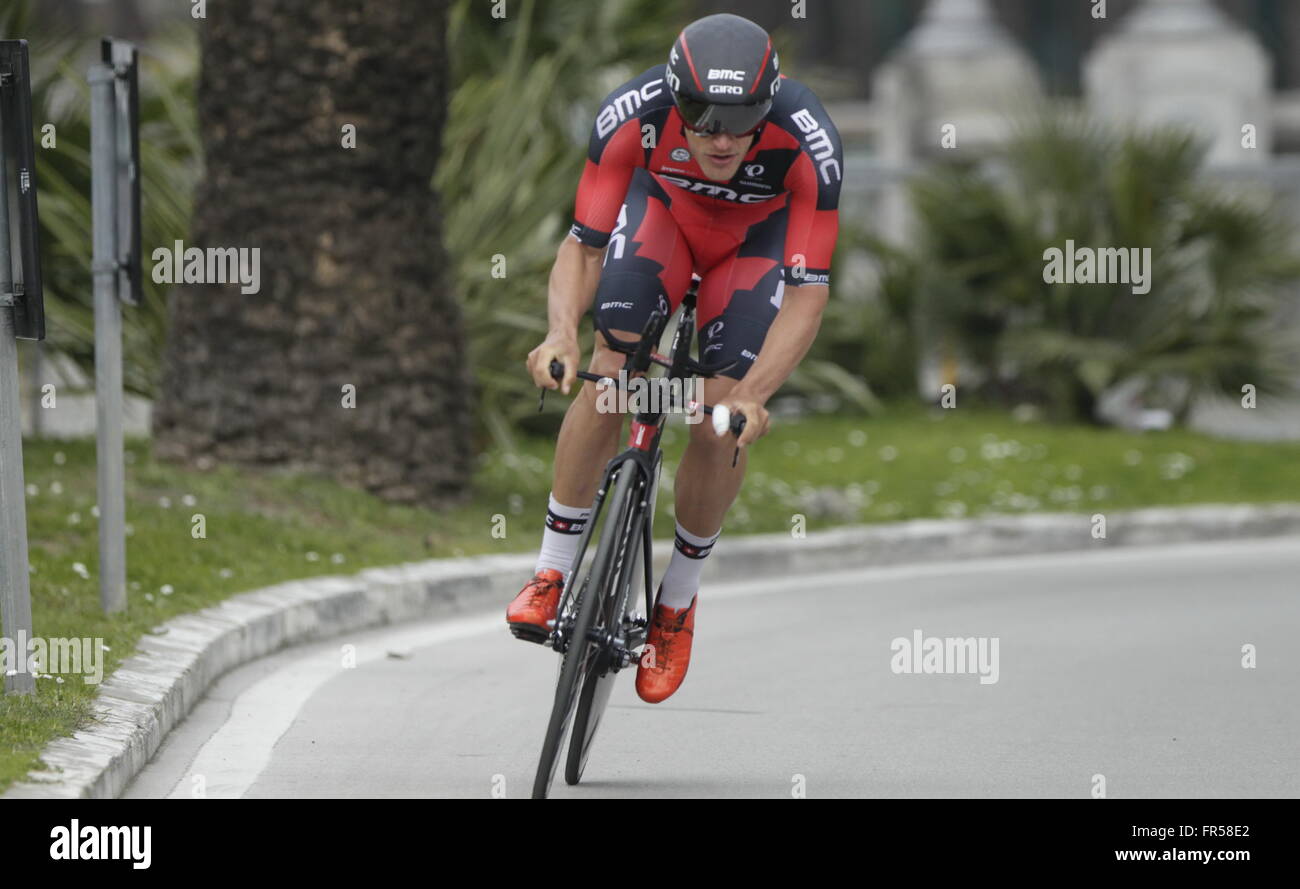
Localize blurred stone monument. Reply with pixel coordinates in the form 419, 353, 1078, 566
1084, 0, 1272, 167
1086, 0, 1300, 438
873, 0, 1042, 193
871, 0, 1042, 397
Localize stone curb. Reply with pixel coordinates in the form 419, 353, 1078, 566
5, 502, 1299, 798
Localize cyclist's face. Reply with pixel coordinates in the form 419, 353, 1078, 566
683, 129, 755, 182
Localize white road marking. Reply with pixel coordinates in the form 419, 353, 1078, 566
164, 535, 1298, 798
167, 614, 502, 799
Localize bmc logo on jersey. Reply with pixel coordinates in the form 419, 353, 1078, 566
597, 78, 664, 139
790, 108, 841, 186
707, 68, 746, 81
658, 174, 779, 204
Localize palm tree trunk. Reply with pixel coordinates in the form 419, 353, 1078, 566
153, 0, 472, 505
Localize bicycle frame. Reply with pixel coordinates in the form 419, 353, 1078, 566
551, 284, 707, 660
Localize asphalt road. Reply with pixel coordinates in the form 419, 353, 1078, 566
123, 537, 1300, 799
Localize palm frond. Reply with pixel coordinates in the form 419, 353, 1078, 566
873, 113, 1300, 423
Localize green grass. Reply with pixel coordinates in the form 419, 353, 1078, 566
710, 406, 1300, 529
3, 405, 1299, 791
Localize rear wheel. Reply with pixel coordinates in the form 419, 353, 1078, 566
531, 463, 635, 799
565, 650, 618, 785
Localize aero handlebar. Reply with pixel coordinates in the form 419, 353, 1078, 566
545, 359, 746, 441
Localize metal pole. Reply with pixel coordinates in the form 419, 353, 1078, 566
28, 341, 42, 438
0, 99, 36, 694
90, 65, 126, 614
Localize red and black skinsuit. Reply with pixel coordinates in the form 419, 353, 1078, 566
571, 66, 843, 379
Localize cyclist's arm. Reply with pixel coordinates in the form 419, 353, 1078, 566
547, 236, 605, 336
529, 236, 604, 394
532, 96, 646, 392
725, 99, 841, 439
544, 113, 642, 337
730, 124, 840, 407
553, 88, 648, 333
728, 282, 829, 407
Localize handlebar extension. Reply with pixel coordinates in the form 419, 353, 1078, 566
544, 358, 745, 444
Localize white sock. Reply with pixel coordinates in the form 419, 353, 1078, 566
535, 494, 592, 577
658, 522, 719, 609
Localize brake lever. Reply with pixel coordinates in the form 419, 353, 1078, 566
539, 359, 564, 412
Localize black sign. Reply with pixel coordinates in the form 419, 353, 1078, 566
0, 39, 45, 341
102, 38, 141, 307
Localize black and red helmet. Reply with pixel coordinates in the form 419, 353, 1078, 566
667, 14, 780, 136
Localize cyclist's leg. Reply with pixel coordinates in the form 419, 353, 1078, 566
673, 205, 787, 546
514, 175, 692, 632
551, 169, 694, 514
634, 202, 786, 701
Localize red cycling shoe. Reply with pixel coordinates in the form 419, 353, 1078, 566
506, 569, 565, 644
636, 596, 697, 703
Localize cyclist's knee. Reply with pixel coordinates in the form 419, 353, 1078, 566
569, 337, 638, 424
686, 418, 739, 458
586, 331, 640, 380
593, 270, 676, 340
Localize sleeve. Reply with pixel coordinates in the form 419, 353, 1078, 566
570, 115, 646, 248
779, 94, 843, 287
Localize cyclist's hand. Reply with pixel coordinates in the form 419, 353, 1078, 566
527, 331, 580, 395
718, 396, 770, 448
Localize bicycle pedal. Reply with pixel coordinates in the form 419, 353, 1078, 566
509, 622, 550, 646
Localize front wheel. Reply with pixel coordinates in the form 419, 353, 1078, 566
565, 456, 653, 786
530, 462, 634, 799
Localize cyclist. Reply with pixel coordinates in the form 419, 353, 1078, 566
507, 13, 842, 704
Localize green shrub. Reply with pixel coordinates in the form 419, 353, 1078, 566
877, 114, 1300, 422
438, 0, 686, 448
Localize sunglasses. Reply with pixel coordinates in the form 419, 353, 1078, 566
675, 95, 771, 137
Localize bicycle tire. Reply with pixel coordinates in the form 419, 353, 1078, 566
531, 462, 635, 799
566, 450, 661, 786
565, 498, 644, 785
